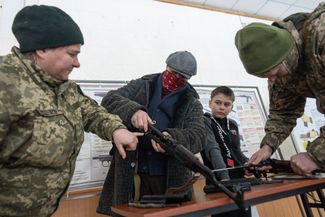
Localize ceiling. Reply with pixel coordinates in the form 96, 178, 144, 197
158, 0, 324, 20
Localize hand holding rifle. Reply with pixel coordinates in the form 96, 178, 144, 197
248, 144, 322, 176
247, 145, 273, 171
291, 152, 320, 176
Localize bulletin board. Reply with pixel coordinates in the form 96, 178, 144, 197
68, 81, 272, 191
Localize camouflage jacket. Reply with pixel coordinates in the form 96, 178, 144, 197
262, 3, 325, 168
0, 47, 125, 217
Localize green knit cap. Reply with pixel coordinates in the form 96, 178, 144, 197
235, 22, 295, 75
12, 5, 84, 53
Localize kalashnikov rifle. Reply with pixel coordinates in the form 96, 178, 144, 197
142, 125, 325, 207
258, 159, 325, 174
144, 124, 247, 208
211, 158, 325, 177
204, 159, 325, 193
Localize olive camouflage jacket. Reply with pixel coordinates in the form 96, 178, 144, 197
262, 3, 325, 167
0, 47, 125, 217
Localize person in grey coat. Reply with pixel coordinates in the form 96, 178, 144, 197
97, 51, 206, 216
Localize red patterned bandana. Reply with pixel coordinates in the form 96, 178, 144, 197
162, 70, 187, 97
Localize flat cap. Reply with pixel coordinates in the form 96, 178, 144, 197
166, 51, 197, 79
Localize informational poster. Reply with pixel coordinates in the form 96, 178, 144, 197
194, 85, 268, 158
69, 81, 126, 191
69, 82, 269, 191
291, 98, 325, 153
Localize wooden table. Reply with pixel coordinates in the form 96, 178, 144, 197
112, 177, 325, 217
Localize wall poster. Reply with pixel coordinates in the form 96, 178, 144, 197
194, 85, 269, 159
291, 98, 325, 153
69, 81, 127, 191
69, 81, 270, 191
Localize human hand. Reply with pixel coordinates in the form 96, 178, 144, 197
131, 110, 153, 132
290, 152, 319, 176
248, 145, 273, 171
113, 128, 143, 159
243, 162, 254, 176
150, 131, 169, 153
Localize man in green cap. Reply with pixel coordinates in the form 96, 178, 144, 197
0, 5, 142, 217
235, 3, 325, 176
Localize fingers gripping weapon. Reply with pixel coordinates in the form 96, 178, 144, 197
145, 125, 246, 208
204, 158, 325, 195
212, 159, 325, 178
264, 159, 325, 174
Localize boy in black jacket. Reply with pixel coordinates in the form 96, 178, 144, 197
201, 86, 251, 217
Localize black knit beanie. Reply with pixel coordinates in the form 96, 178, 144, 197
12, 5, 84, 53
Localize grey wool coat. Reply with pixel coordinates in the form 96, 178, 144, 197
97, 73, 206, 216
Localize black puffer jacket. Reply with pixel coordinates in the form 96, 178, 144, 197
97, 73, 205, 216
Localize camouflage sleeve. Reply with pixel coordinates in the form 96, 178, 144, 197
306, 126, 325, 168
261, 82, 306, 151
77, 87, 126, 141
101, 78, 147, 129
0, 100, 10, 147
0, 91, 21, 165
307, 16, 325, 168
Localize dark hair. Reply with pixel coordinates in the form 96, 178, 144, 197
210, 86, 235, 102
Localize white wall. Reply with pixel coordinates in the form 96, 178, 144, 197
0, 0, 24, 50
0, 0, 271, 110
